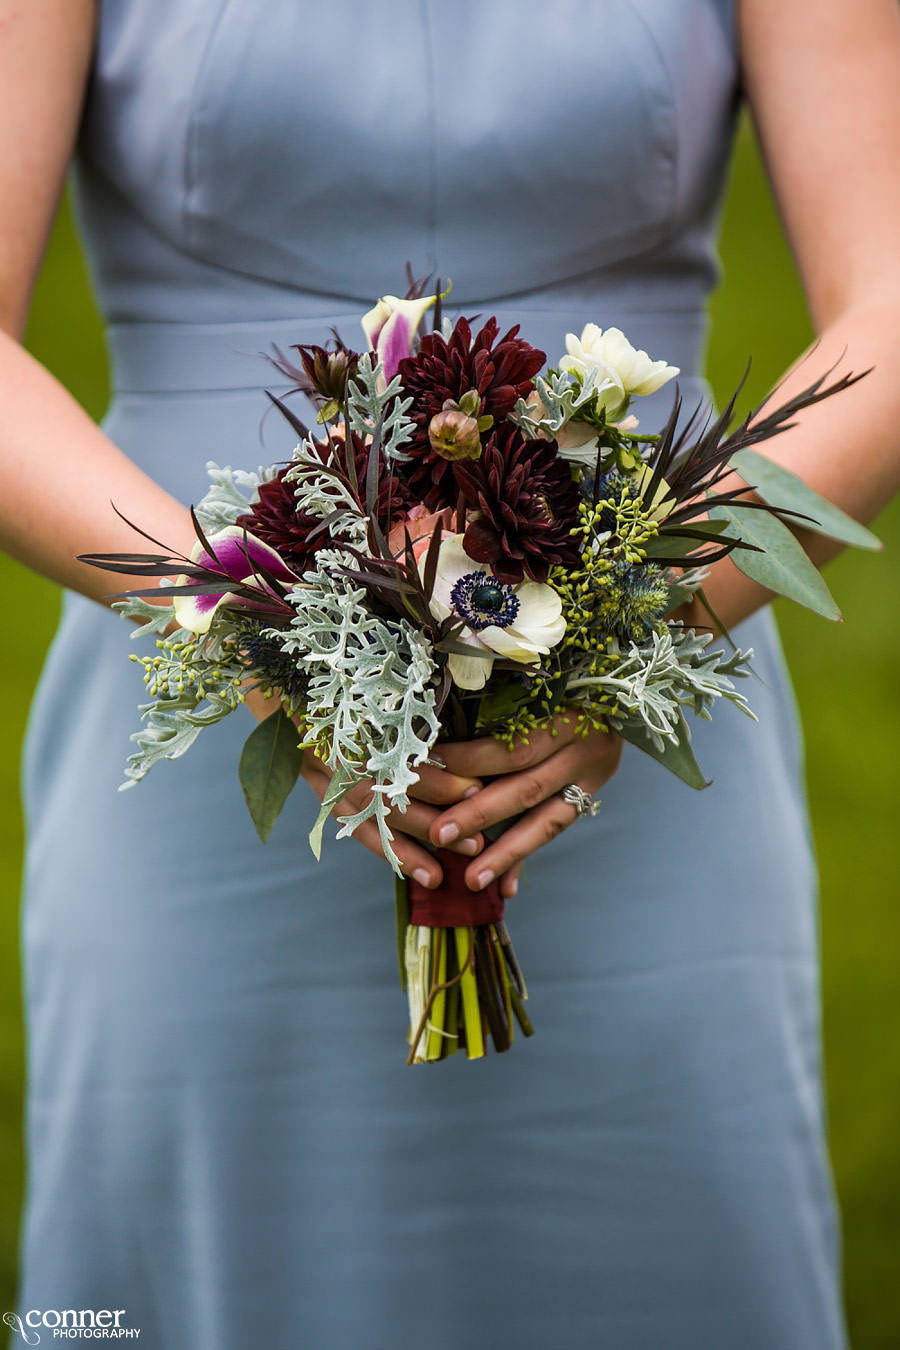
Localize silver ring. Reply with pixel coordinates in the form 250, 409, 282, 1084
560, 783, 602, 818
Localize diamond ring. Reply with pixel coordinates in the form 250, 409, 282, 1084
560, 783, 602, 818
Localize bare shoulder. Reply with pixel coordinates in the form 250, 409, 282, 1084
0, 0, 97, 337
738, 0, 900, 328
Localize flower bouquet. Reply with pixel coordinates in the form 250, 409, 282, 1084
82, 282, 878, 1063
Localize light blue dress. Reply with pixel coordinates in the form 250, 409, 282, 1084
17, 3, 848, 1346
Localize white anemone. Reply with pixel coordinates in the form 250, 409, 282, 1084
423, 534, 566, 691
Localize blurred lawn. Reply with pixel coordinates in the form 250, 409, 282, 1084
1, 116, 898, 1343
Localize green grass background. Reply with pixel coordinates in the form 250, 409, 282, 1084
1, 117, 898, 1342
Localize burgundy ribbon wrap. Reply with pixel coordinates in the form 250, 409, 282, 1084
407, 848, 506, 927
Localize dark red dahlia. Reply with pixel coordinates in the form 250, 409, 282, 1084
454, 423, 582, 584
236, 435, 415, 573
395, 316, 545, 507
235, 466, 325, 574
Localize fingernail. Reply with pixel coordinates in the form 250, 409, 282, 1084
475, 868, 494, 890
507, 876, 519, 897
462, 785, 480, 799
412, 868, 434, 889
426, 750, 445, 766
438, 823, 459, 846
456, 837, 479, 856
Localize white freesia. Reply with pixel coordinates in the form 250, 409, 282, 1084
422, 534, 566, 691
560, 323, 679, 420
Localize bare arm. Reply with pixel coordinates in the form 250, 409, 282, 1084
687, 0, 900, 630
429, 0, 900, 888
0, 0, 196, 600
0, 1, 485, 889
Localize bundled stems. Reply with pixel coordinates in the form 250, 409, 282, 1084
403, 913, 534, 1065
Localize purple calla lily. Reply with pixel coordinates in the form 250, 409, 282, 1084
361, 293, 439, 386
173, 526, 298, 634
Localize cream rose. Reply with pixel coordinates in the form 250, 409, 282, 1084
560, 323, 679, 420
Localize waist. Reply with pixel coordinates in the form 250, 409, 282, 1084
106, 306, 711, 395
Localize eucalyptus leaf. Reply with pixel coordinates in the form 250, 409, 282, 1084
618, 715, 709, 789
238, 709, 304, 843
708, 504, 841, 620
730, 448, 880, 551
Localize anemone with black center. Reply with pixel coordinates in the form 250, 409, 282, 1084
450, 571, 521, 632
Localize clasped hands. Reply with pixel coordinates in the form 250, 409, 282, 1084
298, 711, 623, 897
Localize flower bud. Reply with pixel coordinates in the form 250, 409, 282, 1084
428, 409, 482, 461
297, 342, 359, 401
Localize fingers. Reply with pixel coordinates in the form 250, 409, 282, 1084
462, 795, 578, 892
500, 860, 522, 901
300, 762, 445, 888
408, 759, 482, 806
436, 712, 579, 779
428, 732, 619, 847
385, 794, 484, 858
301, 749, 485, 856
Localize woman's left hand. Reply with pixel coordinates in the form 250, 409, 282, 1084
429, 713, 622, 899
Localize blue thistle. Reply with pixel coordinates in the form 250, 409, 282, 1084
591, 560, 670, 644
238, 624, 307, 703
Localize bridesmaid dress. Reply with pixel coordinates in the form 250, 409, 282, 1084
16, 3, 848, 1347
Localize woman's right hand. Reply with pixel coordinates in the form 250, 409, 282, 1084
243, 688, 484, 888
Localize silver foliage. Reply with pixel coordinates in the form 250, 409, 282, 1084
511, 367, 619, 464
113, 599, 247, 787
567, 628, 755, 750
194, 461, 277, 534
347, 352, 416, 462
285, 437, 370, 546
113, 594, 178, 638
271, 550, 440, 872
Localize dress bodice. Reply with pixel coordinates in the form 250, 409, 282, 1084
73, 1, 740, 336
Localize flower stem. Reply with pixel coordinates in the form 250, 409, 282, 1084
508, 984, 535, 1037
426, 927, 448, 1061
454, 926, 485, 1059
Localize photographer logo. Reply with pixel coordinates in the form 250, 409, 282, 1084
3, 1309, 141, 1341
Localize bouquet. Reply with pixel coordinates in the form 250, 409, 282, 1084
82, 281, 877, 1063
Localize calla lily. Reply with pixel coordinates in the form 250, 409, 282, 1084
422, 533, 566, 691
361, 292, 439, 385
172, 526, 297, 635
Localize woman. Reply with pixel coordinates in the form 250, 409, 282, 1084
3, 2, 899, 1346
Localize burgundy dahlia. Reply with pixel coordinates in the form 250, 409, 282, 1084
396, 316, 545, 507
236, 434, 415, 572
454, 423, 582, 584
235, 466, 325, 574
